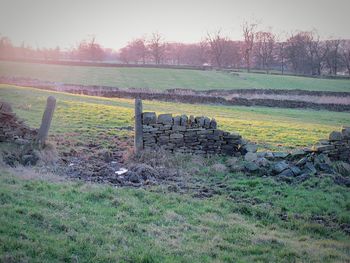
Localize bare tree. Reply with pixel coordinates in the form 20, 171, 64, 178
340, 40, 350, 75
275, 34, 286, 75
242, 22, 257, 72
74, 36, 105, 61
254, 31, 275, 73
283, 31, 333, 75
87, 36, 104, 61
0, 36, 14, 59
103, 48, 119, 62
130, 38, 147, 64
165, 42, 186, 65
119, 46, 131, 64
120, 38, 148, 64
179, 41, 209, 66
41, 46, 60, 61
273, 32, 286, 74
197, 40, 209, 65
221, 40, 241, 68
305, 31, 328, 75
325, 39, 341, 75
148, 32, 165, 64
206, 30, 229, 68
285, 32, 311, 74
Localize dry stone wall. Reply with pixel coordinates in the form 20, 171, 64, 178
312, 127, 350, 163
141, 112, 243, 155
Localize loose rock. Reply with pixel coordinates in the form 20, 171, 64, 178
244, 152, 258, 162
273, 161, 289, 174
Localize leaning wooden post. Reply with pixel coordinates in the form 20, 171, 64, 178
37, 96, 56, 147
134, 98, 143, 154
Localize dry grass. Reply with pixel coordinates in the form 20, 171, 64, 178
127, 148, 196, 171
209, 163, 228, 174
35, 142, 59, 165
2, 165, 66, 183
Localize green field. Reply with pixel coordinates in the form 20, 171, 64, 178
1, 84, 350, 151
1, 85, 350, 262
1, 61, 350, 92
1, 167, 349, 262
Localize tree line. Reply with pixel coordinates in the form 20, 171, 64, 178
1, 24, 350, 76
0, 36, 118, 64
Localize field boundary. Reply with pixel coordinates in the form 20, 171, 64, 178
0, 58, 207, 71
1, 76, 350, 112
2, 58, 350, 80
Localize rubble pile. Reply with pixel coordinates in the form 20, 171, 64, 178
229, 127, 350, 185
312, 127, 350, 162
0, 101, 40, 166
0, 101, 37, 143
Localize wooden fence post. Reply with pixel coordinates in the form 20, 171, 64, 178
37, 96, 56, 147
134, 98, 143, 154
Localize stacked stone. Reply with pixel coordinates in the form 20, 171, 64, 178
141, 112, 242, 156
312, 127, 350, 162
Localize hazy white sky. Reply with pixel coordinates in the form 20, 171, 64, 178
0, 0, 349, 50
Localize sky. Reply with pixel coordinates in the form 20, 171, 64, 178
0, 0, 349, 50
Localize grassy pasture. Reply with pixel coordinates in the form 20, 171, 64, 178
1, 85, 350, 262
1, 61, 350, 92
1, 165, 350, 262
1, 84, 350, 151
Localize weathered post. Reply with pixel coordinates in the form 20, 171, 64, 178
134, 98, 143, 154
37, 96, 56, 147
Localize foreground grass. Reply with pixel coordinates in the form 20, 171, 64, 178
0, 167, 349, 262
1, 61, 350, 92
1, 84, 350, 151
